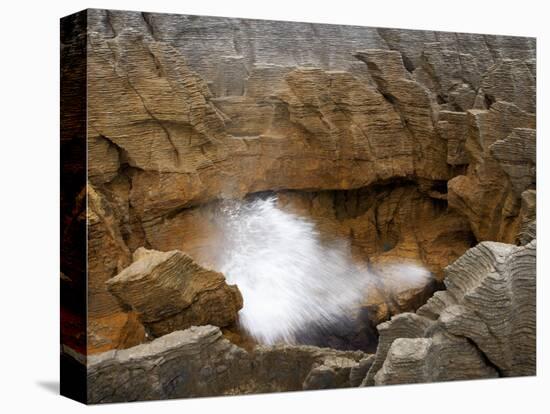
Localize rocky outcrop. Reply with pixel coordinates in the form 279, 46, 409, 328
86, 9, 536, 213
447, 103, 535, 243
57, 10, 536, 403
491, 128, 536, 198
87, 184, 146, 352
106, 248, 243, 337
140, 184, 473, 336
518, 189, 536, 245
87, 237, 536, 401
87, 325, 367, 403
363, 240, 536, 385
58, 12, 539, 404
80, 9, 536, 354
349, 355, 375, 386
373, 335, 498, 385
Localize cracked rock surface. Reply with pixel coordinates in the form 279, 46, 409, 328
76, 10, 537, 351
59, 9, 537, 400
106, 248, 243, 337
363, 240, 536, 385
87, 325, 366, 403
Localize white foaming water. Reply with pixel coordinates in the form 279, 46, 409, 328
210, 195, 432, 345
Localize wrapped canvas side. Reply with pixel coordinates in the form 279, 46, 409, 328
60, 9, 87, 404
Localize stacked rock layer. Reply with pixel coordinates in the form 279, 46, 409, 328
59, 9, 536, 402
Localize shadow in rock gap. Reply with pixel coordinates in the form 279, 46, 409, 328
295, 310, 379, 353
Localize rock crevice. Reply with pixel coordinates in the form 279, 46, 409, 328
363, 240, 536, 385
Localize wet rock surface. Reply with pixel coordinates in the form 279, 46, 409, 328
88, 234, 536, 403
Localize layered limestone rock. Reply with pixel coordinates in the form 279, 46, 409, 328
87, 29, 453, 218
447, 104, 536, 243
87, 325, 367, 403
81, 9, 536, 353
491, 128, 536, 198
373, 334, 498, 385
106, 248, 243, 337
518, 189, 536, 245
135, 184, 474, 336
87, 184, 146, 352
85, 13, 536, 214
363, 240, 536, 385
86, 9, 537, 216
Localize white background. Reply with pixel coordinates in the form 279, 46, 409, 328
0, 0, 547, 412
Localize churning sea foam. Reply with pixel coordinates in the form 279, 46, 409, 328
210, 195, 432, 345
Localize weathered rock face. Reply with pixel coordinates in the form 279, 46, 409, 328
518, 189, 536, 245
362, 240, 536, 386
79, 8, 536, 354
447, 104, 536, 243
87, 184, 146, 352
86, 10, 535, 205
87, 325, 367, 403
106, 248, 243, 337
58, 10, 538, 405
87, 229, 536, 403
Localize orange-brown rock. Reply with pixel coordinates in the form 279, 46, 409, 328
87, 312, 146, 354
87, 184, 131, 317
87, 183, 147, 352
85, 13, 536, 248
80, 9, 536, 353
106, 248, 243, 337
85, 9, 536, 230
87, 27, 457, 224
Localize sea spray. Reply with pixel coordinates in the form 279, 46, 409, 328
209, 195, 432, 346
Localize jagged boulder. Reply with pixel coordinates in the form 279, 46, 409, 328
106, 248, 243, 337
87, 325, 367, 403
302, 355, 361, 390
363, 240, 536, 386
349, 355, 375, 386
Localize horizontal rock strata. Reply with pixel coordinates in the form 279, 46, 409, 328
76, 9, 536, 353
362, 240, 536, 385
106, 248, 243, 337
87, 325, 367, 403
57, 12, 539, 403
87, 184, 146, 352
86, 237, 536, 401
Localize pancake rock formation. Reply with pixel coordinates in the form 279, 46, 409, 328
86, 239, 536, 402
106, 248, 243, 337
59, 10, 537, 401
76, 10, 537, 351
363, 240, 536, 385
87, 325, 367, 403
